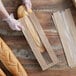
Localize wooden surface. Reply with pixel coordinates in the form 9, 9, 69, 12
0, 0, 76, 76
52, 9, 76, 68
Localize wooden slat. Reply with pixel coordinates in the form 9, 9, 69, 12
52, 9, 76, 68
28, 12, 59, 65
64, 9, 76, 45
21, 17, 48, 69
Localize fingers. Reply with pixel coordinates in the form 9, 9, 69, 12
4, 14, 22, 31
23, 0, 32, 11
8, 19, 22, 31
13, 20, 22, 31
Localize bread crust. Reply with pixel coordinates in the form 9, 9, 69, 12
0, 38, 28, 76
0, 69, 6, 76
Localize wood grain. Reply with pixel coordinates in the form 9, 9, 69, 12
52, 9, 76, 68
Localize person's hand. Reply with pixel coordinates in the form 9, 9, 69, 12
23, 0, 32, 11
4, 14, 22, 31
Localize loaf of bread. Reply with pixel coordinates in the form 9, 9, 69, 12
17, 5, 45, 53
0, 38, 28, 76
0, 69, 6, 76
